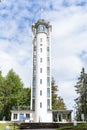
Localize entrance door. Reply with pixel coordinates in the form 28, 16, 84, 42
19, 114, 24, 121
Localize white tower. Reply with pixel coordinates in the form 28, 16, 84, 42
31, 19, 52, 122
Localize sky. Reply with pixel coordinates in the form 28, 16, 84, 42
0, 0, 87, 112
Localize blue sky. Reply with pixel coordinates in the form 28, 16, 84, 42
0, 0, 87, 111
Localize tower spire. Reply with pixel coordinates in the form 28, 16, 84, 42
40, 8, 44, 19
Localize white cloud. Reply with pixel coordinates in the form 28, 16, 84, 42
50, 2, 87, 110
0, 39, 31, 87
58, 80, 77, 108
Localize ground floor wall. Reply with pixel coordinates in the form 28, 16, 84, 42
11, 110, 32, 122
11, 110, 72, 123
32, 111, 52, 122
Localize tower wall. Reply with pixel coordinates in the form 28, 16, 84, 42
31, 19, 52, 122
35, 33, 48, 122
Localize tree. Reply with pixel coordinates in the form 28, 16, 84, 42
19, 87, 31, 110
52, 77, 58, 109
0, 69, 31, 120
0, 70, 5, 120
75, 68, 87, 121
52, 77, 66, 110
0, 69, 24, 120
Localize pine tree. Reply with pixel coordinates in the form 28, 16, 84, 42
52, 77, 66, 110
75, 68, 87, 121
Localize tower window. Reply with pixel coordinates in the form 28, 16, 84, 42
40, 48, 42, 52
34, 46, 36, 51
47, 99, 50, 110
32, 99, 35, 111
47, 77, 50, 86
33, 57, 37, 65
47, 67, 50, 75
47, 88, 50, 97
33, 88, 36, 97
40, 90, 42, 96
40, 79, 42, 84
40, 68, 42, 73
33, 77, 36, 86
40, 44, 43, 46
47, 57, 50, 61
40, 58, 42, 62
47, 47, 49, 52
40, 38, 42, 42
40, 102, 42, 108
33, 69, 36, 76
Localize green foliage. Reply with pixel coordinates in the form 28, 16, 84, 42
0, 69, 65, 120
0, 69, 31, 120
18, 87, 31, 109
75, 68, 87, 121
52, 77, 58, 109
52, 77, 66, 110
0, 123, 19, 130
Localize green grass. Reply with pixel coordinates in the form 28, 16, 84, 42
0, 123, 19, 130
57, 123, 87, 130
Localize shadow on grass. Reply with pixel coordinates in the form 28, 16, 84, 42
58, 123, 87, 130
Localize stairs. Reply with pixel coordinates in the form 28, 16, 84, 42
20, 122, 73, 129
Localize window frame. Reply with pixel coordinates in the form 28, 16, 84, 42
13, 114, 18, 119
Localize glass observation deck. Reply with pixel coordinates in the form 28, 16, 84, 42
36, 24, 47, 33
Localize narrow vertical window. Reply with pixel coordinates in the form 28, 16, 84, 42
33, 88, 36, 98
40, 48, 42, 52
34, 46, 36, 51
40, 79, 42, 84
47, 57, 50, 61
40, 102, 42, 108
40, 38, 42, 42
47, 47, 49, 52
47, 67, 50, 75
47, 88, 50, 97
40, 44, 43, 46
47, 77, 50, 86
40, 68, 42, 73
40, 58, 42, 62
47, 99, 50, 110
32, 99, 35, 111
40, 90, 42, 96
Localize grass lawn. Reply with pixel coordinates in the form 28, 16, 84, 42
58, 123, 87, 130
0, 123, 19, 130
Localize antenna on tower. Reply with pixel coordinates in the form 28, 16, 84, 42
40, 8, 44, 20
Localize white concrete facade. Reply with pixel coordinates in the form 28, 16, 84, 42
31, 19, 52, 122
